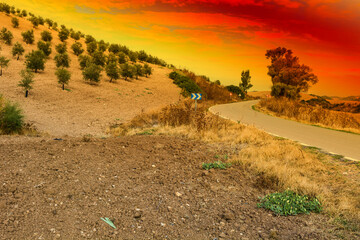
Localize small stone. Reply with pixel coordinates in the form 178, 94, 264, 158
270, 229, 278, 239
222, 210, 235, 221
167, 206, 172, 211
161, 222, 166, 227
152, 165, 156, 168
55, 234, 61, 238
219, 232, 227, 238
134, 211, 142, 219
175, 192, 182, 197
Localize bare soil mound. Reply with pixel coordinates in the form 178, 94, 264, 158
0, 135, 343, 239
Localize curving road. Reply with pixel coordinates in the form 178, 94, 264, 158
209, 100, 360, 161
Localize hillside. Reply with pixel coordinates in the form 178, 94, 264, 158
0, 12, 181, 136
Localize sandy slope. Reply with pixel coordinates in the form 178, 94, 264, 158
0, 13, 181, 136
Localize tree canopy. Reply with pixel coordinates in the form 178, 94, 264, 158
266, 47, 318, 99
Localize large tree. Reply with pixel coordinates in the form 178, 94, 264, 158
239, 70, 253, 99
265, 47, 318, 99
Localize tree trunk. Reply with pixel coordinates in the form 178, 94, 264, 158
62, 84, 65, 90
25, 90, 28, 98
110, 78, 112, 83
35, 69, 37, 73
17, 55, 19, 60
0, 68, 2, 76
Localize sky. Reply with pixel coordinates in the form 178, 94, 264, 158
6, 0, 360, 96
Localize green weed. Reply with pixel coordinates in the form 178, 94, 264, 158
202, 161, 231, 170
257, 190, 322, 216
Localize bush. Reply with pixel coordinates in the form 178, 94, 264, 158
0, 101, 24, 134
105, 61, 119, 82
21, 30, 34, 44
120, 63, 134, 80
143, 63, 152, 77
29, 16, 39, 28
257, 190, 322, 216
87, 41, 97, 54
11, 17, 19, 28
271, 83, 300, 100
41, 30, 52, 42
91, 50, 106, 66
169, 71, 202, 97
0, 56, 10, 76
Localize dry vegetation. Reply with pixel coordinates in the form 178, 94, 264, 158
257, 98, 360, 134
108, 100, 360, 228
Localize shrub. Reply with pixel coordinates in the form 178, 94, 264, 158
202, 161, 231, 170
54, 53, 70, 68
97, 40, 107, 52
137, 50, 148, 61
257, 190, 322, 216
70, 31, 81, 41
41, 30, 52, 42
12, 42, 25, 60
25, 50, 46, 73
55, 68, 71, 90
11, 17, 19, 28
21, 30, 34, 44
169, 71, 202, 97
82, 63, 102, 84
71, 42, 84, 56
108, 44, 121, 54
18, 69, 35, 97
0, 101, 24, 134
55, 43, 67, 54
271, 83, 300, 100
37, 41, 52, 57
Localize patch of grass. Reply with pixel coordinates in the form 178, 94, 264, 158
202, 160, 231, 170
334, 217, 360, 232
64, 88, 71, 92
257, 190, 322, 216
136, 129, 155, 135
332, 154, 344, 160
145, 88, 150, 90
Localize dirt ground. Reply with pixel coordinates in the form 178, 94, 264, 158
0, 135, 349, 239
0, 13, 181, 137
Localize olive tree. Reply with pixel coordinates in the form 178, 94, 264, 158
21, 30, 34, 44
82, 63, 102, 84
18, 69, 34, 97
55, 68, 71, 90
12, 42, 25, 60
25, 50, 46, 73
0, 56, 10, 76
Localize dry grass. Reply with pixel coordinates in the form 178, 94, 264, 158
258, 98, 360, 134
108, 100, 360, 226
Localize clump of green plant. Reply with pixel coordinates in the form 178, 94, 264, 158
0, 99, 24, 134
169, 71, 202, 97
137, 129, 155, 135
202, 161, 231, 170
257, 190, 322, 216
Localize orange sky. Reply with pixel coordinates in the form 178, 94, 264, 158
6, 0, 360, 96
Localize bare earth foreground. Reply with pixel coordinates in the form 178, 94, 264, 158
0, 135, 342, 239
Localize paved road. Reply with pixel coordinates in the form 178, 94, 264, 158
209, 100, 360, 161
